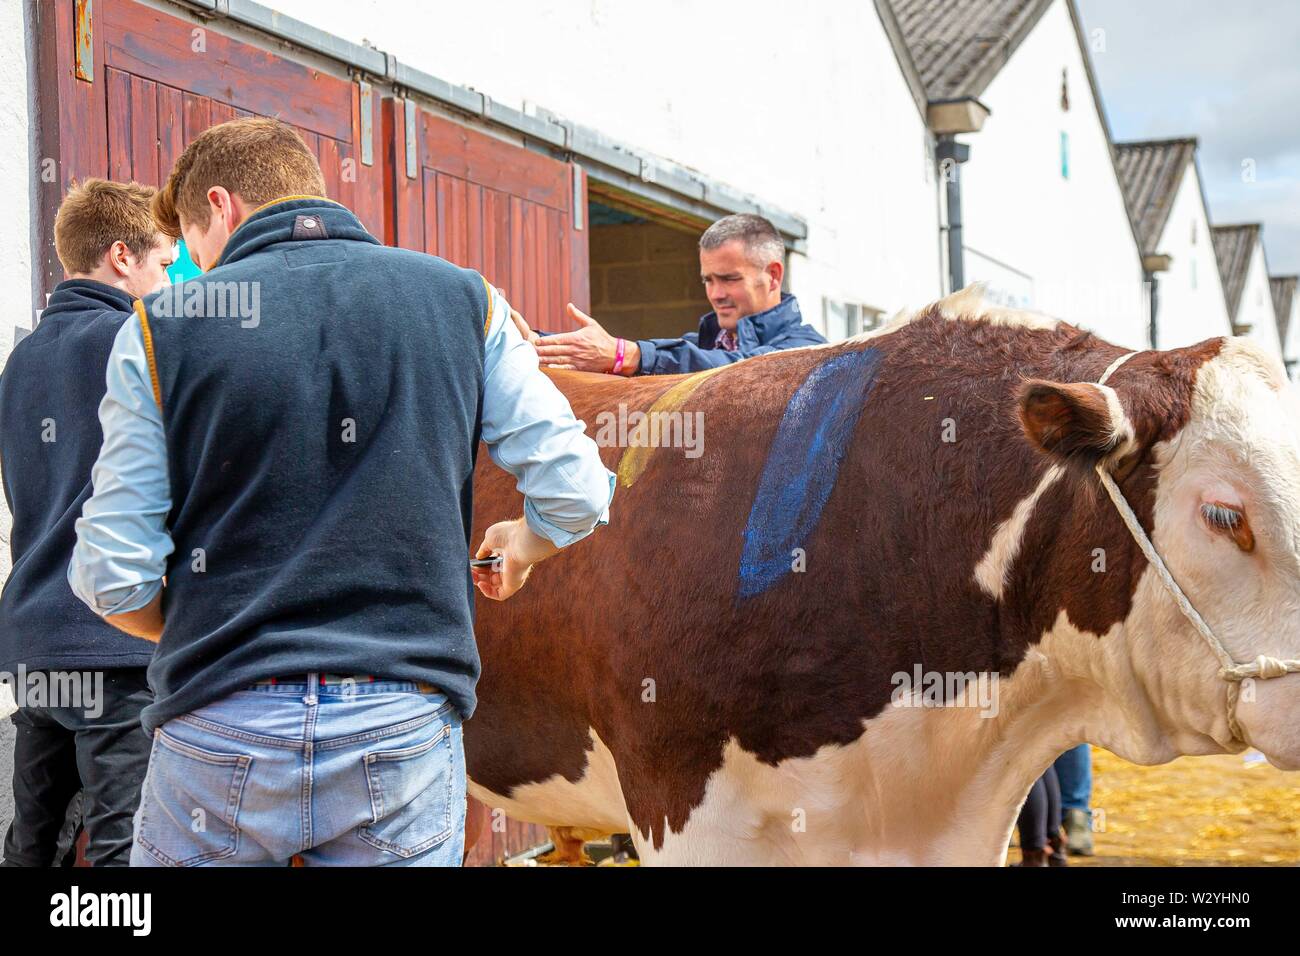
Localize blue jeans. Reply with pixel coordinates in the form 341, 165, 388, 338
129, 677, 466, 866
1053, 743, 1092, 817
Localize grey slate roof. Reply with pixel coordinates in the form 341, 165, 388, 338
887, 0, 1053, 101
1212, 224, 1262, 319
1271, 275, 1296, 351
1114, 138, 1198, 255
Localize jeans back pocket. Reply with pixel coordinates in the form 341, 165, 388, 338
135, 729, 252, 866
358, 723, 455, 858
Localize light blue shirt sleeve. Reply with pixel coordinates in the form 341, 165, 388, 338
480, 286, 615, 547
68, 315, 174, 616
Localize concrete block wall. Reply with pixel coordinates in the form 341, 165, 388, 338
589, 221, 710, 341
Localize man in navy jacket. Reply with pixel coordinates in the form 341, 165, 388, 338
516, 214, 826, 375
0, 179, 173, 866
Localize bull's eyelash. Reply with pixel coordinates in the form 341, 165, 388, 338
1201, 503, 1243, 530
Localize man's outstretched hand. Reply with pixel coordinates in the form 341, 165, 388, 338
472, 517, 561, 601
532, 303, 639, 375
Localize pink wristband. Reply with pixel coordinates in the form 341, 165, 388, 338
612, 337, 626, 375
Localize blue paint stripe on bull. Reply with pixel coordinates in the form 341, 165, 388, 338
738, 346, 885, 599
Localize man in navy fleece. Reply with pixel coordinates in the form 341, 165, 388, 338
514, 213, 826, 375
68, 118, 613, 867
0, 179, 174, 866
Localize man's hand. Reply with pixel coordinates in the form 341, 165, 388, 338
533, 304, 639, 375
472, 517, 561, 601
103, 591, 164, 643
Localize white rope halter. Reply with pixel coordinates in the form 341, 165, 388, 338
1094, 351, 1300, 745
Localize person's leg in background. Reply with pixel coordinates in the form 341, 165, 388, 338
2, 703, 81, 866
55, 793, 83, 867
1014, 775, 1047, 866
1014, 766, 1067, 867
1054, 743, 1094, 856
69, 669, 154, 866
1041, 763, 1066, 866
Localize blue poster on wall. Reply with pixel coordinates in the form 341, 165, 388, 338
167, 237, 204, 284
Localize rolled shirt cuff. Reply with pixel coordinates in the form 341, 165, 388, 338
102, 578, 163, 616
634, 339, 656, 374
523, 469, 616, 548
68, 564, 163, 617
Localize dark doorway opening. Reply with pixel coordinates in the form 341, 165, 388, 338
586, 199, 711, 341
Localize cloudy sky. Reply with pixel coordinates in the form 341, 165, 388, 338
1077, 0, 1300, 274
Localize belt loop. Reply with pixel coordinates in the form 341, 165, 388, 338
304, 671, 319, 706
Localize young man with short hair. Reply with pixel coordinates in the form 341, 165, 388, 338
69, 117, 614, 866
0, 178, 174, 866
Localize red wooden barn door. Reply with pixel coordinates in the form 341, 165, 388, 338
386, 98, 590, 332
37, 0, 383, 293
386, 100, 592, 865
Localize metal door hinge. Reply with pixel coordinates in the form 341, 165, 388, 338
404, 99, 418, 179
572, 166, 584, 230
357, 79, 374, 166
75, 0, 93, 82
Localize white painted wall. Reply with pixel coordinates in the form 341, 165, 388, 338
1151, 164, 1232, 349
263, 0, 944, 333
0, 0, 35, 603
0, 2, 33, 365
958, 0, 1146, 348
1235, 242, 1283, 360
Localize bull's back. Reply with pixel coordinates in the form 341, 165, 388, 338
463, 355, 832, 816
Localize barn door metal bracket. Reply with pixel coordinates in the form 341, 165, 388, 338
74, 0, 93, 82
350, 52, 394, 169
572, 165, 584, 230
404, 99, 418, 179
357, 78, 374, 167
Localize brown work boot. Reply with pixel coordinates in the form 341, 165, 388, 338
1047, 831, 1070, 867
1013, 847, 1049, 867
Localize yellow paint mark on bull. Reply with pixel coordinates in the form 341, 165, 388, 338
617, 364, 730, 488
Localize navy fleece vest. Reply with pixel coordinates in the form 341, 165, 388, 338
0, 280, 153, 672
138, 199, 488, 732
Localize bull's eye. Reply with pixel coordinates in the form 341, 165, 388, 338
1201, 502, 1255, 553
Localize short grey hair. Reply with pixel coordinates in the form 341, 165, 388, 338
699, 214, 784, 268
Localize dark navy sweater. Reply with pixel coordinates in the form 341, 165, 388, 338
636, 293, 827, 374
0, 280, 154, 672
137, 199, 489, 732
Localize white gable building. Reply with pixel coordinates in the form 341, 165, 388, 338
258, 0, 945, 339
1114, 138, 1232, 349
1213, 224, 1284, 361
1270, 276, 1298, 381
887, 0, 1147, 348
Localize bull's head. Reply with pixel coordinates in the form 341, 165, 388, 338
1019, 338, 1300, 770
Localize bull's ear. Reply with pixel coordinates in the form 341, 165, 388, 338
1018, 379, 1134, 464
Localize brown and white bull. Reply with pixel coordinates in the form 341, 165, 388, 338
465, 286, 1300, 866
